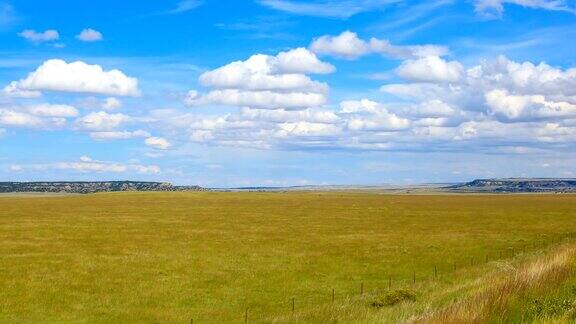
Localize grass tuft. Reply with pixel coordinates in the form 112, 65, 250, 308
371, 289, 417, 308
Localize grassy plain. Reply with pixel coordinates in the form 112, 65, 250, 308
1, 192, 576, 322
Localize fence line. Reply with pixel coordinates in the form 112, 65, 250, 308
192, 233, 575, 322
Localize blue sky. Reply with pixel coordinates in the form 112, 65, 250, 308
1, 0, 576, 186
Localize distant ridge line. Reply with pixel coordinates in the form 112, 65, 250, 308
448, 178, 576, 193
0, 181, 204, 194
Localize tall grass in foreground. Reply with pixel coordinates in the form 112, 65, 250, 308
265, 242, 576, 323
418, 243, 576, 322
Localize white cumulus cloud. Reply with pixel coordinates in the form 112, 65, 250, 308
396, 56, 464, 83
145, 136, 172, 150
486, 89, 576, 120
75, 111, 130, 131
340, 99, 411, 131
27, 103, 79, 118
52, 156, 160, 174
188, 89, 327, 110
2, 82, 41, 98
0, 110, 43, 128
188, 48, 333, 110
276, 121, 341, 137
76, 28, 103, 42
310, 30, 449, 60
0, 104, 74, 129
238, 107, 340, 123
90, 130, 150, 140
4, 59, 139, 97
102, 97, 122, 110
275, 47, 335, 74
199, 53, 328, 92
310, 31, 371, 59
18, 29, 59, 43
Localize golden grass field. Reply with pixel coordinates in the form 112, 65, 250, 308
1, 192, 576, 323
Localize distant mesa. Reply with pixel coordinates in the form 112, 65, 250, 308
448, 178, 576, 193
0, 181, 204, 194
2, 179, 575, 194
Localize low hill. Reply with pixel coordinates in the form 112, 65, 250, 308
0, 181, 203, 194
448, 178, 576, 193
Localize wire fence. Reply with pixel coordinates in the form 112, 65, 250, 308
190, 232, 576, 323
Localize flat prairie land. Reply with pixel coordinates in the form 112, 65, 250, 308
1, 192, 576, 322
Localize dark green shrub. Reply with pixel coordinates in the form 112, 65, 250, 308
527, 297, 573, 318
370, 289, 416, 308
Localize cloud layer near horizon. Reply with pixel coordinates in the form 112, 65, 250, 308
3, 30, 576, 157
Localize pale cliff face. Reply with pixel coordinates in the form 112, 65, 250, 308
450, 179, 576, 193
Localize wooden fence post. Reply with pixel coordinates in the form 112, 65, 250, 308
332, 288, 335, 303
